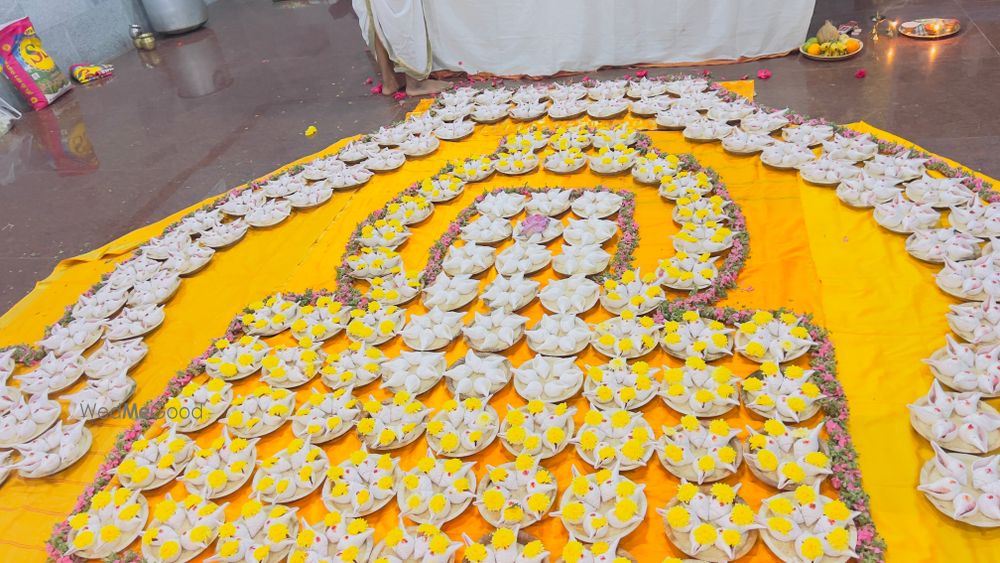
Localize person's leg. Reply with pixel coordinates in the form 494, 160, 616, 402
404, 74, 451, 96
372, 32, 401, 95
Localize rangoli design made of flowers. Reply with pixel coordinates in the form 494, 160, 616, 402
6, 73, 991, 563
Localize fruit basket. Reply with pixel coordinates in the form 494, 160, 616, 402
800, 37, 862, 60
800, 21, 863, 60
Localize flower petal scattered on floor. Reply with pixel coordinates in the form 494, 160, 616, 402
855, 69, 867, 79
303, 125, 317, 137
757, 69, 772, 80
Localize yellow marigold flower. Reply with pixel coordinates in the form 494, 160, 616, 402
744, 341, 766, 358
676, 482, 699, 503
742, 377, 764, 392
663, 444, 684, 463
692, 523, 717, 545
763, 419, 787, 436
560, 501, 585, 522
824, 500, 851, 521
527, 492, 551, 513
757, 449, 779, 471
795, 485, 817, 505
827, 526, 851, 551
781, 462, 806, 483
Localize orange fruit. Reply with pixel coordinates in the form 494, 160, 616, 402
846, 39, 861, 53
807, 43, 822, 56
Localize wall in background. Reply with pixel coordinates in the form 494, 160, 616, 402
0, 0, 216, 111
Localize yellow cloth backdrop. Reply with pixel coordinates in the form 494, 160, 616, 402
0, 81, 997, 561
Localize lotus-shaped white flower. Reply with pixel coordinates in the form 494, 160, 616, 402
425, 396, 500, 457
835, 173, 903, 208
483, 273, 539, 312
495, 242, 552, 276
574, 407, 655, 471
241, 293, 300, 336
742, 362, 824, 423
555, 466, 647, 543
631, 153, 679, 184
526, 313, 591, 356
820, 133, 877, 162
925, 335, 1000, 396
863, 154, 928, 181
744, 420, 831, 490
401, 307, 465, 350
478, 192, 527, 218
321, 448, 399, 516
291, 387, 360, 444
553, 244, 611, 276
525, 189, 573, 216
539, 274, 599, 314
905, 228, 981, 263
672, 221, 736, 254
83, 338, 148, 379
381, 351, 446, 395
950, 198, 1000, 238
495, 150, 539, 175
422, 272, 479, 311
320, 341, 386, 389
760, 141, 816, 169
356, 391, 429, 450
500, 400, 576, 459
657, 417, 742, 484
463, 309, 528, 352
734, 311, 816, 363
873, 194, 940, 233
64, 487, 147, 559
446, 350, 513, 399
397, 451, 477, 525
722, 129, 776, 154
564, 217, 617, 246
601, 268, 665, 314
442, 242, 495, 276
512, 355, 583, 402
461, 215, 513, 244
908, 379, 1000, 454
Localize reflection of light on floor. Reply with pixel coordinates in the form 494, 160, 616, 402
887, 46, 895, 65
929, 45, 938, 65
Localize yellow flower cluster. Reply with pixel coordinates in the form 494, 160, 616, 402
674, 220, 734, 245
675, 194, 726, 222
345, 300, 401, 340
356, 391, 426, 447
321, 341, 385, 387
345, 246, 400, 272
503, 402, 570, 453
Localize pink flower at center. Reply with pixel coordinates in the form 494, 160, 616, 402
521, 214, 550, 235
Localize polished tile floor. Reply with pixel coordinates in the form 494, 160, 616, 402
0, 0, 997, 313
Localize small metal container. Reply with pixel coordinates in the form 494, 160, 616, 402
134, 33, 157, 51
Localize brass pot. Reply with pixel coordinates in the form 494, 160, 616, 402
133, 33, 156, 51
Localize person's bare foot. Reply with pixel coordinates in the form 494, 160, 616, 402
405, 76, 451, 96
381, 72, 402, 96
372, 33, 402, 95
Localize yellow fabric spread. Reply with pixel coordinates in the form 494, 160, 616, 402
0, 81, 994, 561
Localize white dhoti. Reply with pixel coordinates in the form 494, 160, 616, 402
352, 0, 433, 80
